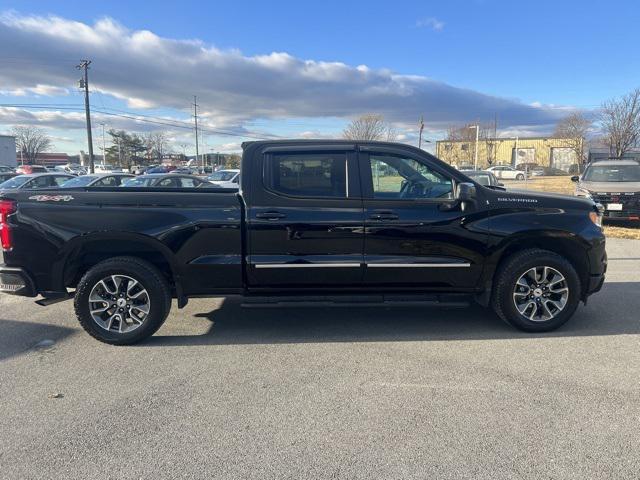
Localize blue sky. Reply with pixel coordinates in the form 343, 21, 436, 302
0, 0, 638, 153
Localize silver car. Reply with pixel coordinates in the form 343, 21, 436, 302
572, 160, 640, 220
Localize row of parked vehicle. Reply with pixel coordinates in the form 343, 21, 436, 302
455, 163, 570, 179
0, 164, 241, 193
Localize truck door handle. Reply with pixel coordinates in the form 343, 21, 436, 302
256, 211, 287, 220
369, 211, 399, 220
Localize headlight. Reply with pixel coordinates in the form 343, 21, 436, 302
589, 205, 604, 228
575, 187, 592, 199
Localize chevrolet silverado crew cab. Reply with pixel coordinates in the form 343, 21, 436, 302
0, 140, 606, 344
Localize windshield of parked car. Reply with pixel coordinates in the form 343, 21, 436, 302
470, 174, 492, 186
0, 175, 30, 189
60, 176, 98, 187
583, 164, 640, 182
121, 176, 156, 187
207, 171, 237, 181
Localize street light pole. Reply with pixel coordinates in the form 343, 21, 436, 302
100, 123, 106, 167
469, 125, 479, 170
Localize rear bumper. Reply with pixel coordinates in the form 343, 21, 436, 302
0, 265, 36, 297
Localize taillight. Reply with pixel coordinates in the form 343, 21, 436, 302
0, 199, 16, 251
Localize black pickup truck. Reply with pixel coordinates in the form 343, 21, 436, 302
0, 140, 606, 344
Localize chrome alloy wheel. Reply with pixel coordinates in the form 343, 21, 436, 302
512, 266, 569, 322
88, 275, 151, 333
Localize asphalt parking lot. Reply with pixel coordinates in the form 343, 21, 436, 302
1, 239, 639, 479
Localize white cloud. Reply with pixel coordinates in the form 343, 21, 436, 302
416, 17, 445, 32
0, 12, 570, 135
0, 84, 69, 96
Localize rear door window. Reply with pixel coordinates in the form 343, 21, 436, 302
265, 152, 347, 198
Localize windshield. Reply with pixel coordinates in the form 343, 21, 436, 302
0, 175, 30, 189
471, 174, 491, 186
122, 177, 155, 187
583, 164, 640, 182
208, 171, 237, 181
60, 176, 97, 187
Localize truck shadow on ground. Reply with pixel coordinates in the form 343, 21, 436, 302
145, 282, 640, 347
0, 319, 75, 361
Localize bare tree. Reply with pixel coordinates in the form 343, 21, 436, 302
600, 88, 640, 158
343, 114, 396, 141
144, 132, 170, 161
11, 126, 52, 164
554, 112, 592, 166
442, 122, 496, 165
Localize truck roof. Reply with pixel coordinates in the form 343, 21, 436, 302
591, 159, 640, 166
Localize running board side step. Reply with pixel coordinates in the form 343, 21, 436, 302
241, 294, 470, 309
35, 293, 73, 306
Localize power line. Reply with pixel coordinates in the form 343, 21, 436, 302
0, 103, 281, 140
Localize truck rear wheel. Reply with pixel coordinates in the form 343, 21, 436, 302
74, 257, 172, 345
492, 249, 581, 332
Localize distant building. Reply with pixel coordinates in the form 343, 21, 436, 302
22, 152, 70, 167
0, 135, 17, 167
435, 136, 581, 172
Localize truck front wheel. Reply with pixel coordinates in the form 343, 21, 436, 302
74, 257, 172, 345
492, 249, 581, 332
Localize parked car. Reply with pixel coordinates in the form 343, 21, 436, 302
515, 162, 539, 172
170, 167, 197, 175
121, 173, 206, 188
0, 140, 606, 345
144, 165, 176, 174
464, 170, 503, 187
0, 172, 18, 184
94, 164, 123, 174
572, 159, 640, 221
63, 163, 88, 175
59, 173, 134, 188
0, 165, 15, 173
542, 167, 569, 177
487, 165, 529, 180
0, 173, 74, 192
15, 165, 48, 175
205, 169, 240, 188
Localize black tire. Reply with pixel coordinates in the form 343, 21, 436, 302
74, 256, 172, 345
491, 249, 581, 332
516, 173, 525, 180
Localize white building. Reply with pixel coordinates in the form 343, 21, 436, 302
0, 135, 17, 168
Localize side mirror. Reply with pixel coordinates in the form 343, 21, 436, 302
456, 182, 476, 201
498, 182, 505, 187
570, 175, 580, 182
455, 182, 476, 212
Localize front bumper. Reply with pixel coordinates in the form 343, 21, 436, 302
0, 265, 36, 297
585, 246, 607, 297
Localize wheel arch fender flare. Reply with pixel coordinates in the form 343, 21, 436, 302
477, 230, 591, 306
53, 231, 183, 298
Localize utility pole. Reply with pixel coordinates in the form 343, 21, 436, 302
77, 60, 95, 173
193, 96, 200, 173
418, 115, 425, 149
